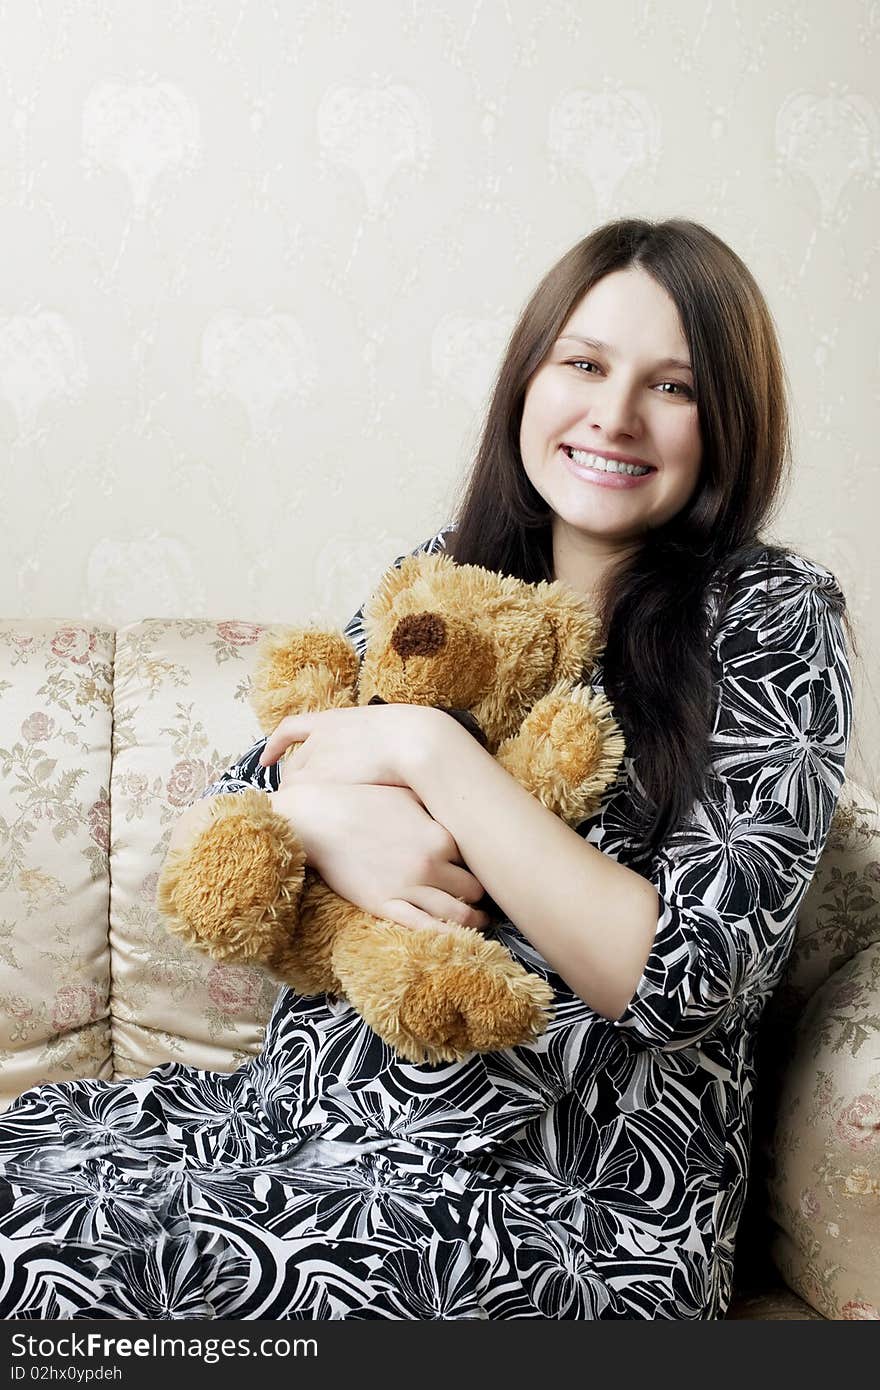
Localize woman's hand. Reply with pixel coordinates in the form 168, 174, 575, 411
270, 781, 491, 933
259, 704, 442, 789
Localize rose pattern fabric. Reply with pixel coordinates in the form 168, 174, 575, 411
107, 616, 279, 1077
0, 617, 276, 1104
50, 628, 97, 665
765, 935, 880, 1317
734, 766, 880, 1320
0, 622, 115, 1098
0, 527, 853, 1318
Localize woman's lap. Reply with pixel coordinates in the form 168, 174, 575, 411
0, 1069, 711, 1319
0, 1071, 527, 1318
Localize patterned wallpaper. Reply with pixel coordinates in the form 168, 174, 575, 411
0, 2, 877, 791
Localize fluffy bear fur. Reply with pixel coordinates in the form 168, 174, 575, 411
157, 552, 624, 1063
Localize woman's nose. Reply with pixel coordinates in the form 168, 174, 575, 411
588, 380, 642, 437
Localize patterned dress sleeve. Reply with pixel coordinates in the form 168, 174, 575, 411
197, 523, 455, 799
612, 552, 853, 1053
199, 738, 282, 799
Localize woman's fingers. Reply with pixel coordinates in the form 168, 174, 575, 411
398, 887, 491, 932
435, 863, 489, 906
380, 897, 489, 933
378, 900, 450, 932
260, 716, 314, 767
277, 743, 309, 786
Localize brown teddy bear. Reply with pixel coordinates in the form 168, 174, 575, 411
157, 552, 624, 1064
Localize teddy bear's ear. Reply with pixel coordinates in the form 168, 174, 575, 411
534, 582, 604, 682
363, 551, 455, 625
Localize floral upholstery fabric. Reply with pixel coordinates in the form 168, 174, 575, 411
749, 780, 880, 1319
108, 620, 281, 1079
0, 623, 114, 1106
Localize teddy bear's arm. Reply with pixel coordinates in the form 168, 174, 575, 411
495, 683, 625, 826
250, 628, 361, 734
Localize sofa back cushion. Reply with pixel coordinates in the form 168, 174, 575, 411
109, 620, 282, 1080
0, 622, 114, 1109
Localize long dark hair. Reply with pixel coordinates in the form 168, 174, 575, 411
447, 217, 857, 864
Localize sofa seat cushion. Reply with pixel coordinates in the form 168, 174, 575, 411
0, 622, 115, 1109
726, 1283, 824, 1319
109, 620, 281, 1078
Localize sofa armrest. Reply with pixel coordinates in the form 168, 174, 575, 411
766, 941, 880, 1319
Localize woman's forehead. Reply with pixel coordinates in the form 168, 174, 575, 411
558, 272, 692, 365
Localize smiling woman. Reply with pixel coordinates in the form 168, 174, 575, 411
520, 267, 703, 597
448, 217, 858, 863
0, 218, 856, 1322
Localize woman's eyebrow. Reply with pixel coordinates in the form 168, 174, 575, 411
557, 333, 693, 373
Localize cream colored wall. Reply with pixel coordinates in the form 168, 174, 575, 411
0, 2, 876, 791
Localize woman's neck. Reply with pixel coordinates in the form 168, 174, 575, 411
551, 521, 641, 609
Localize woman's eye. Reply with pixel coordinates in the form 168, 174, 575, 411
561, 361, 692, 400
569, 361, 692, 400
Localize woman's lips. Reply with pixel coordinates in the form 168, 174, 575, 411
559, 446, 656, 489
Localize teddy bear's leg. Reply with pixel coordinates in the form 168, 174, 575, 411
156, 790, 308, 970
330, 918, 555, 1064
262, 879, 360, 997
495, 684, 626, 826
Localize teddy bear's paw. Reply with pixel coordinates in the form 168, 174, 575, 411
157, 790, 307, 964
496, 685, 625, 825
396, 956, 555, 1063
332, 921, 554, 1064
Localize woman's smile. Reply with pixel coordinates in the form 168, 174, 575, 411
559, 445, 657, 489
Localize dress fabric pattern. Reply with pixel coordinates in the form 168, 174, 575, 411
0, 527, 852, 1320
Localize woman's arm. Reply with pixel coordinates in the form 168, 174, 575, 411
265, 547, 850, 1039
406, 555, 853, 1043
262, 697, 658, 1018
260, 540, 851, 1037
404, 714, 659, 1020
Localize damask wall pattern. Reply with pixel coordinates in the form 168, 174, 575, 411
0, 1, 877, 791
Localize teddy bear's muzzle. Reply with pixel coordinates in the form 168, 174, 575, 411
368, 609, 496, 713
390, 611, 448, 660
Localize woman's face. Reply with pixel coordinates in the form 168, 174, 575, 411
519, 267, 703, 561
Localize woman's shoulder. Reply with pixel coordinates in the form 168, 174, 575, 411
411, 522, 457, 556
711, 543, 844, 595
706, 542, 848, 668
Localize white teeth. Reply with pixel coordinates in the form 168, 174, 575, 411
566, 447, 652, 477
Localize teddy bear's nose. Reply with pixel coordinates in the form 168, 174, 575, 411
391, 612, 448, 660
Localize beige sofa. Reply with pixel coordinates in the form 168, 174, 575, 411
0, 616, 878, 1320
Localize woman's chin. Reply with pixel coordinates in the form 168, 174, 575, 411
552, 502, 645, 543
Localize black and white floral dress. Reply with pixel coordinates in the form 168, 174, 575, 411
0, 527, 852, 1320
